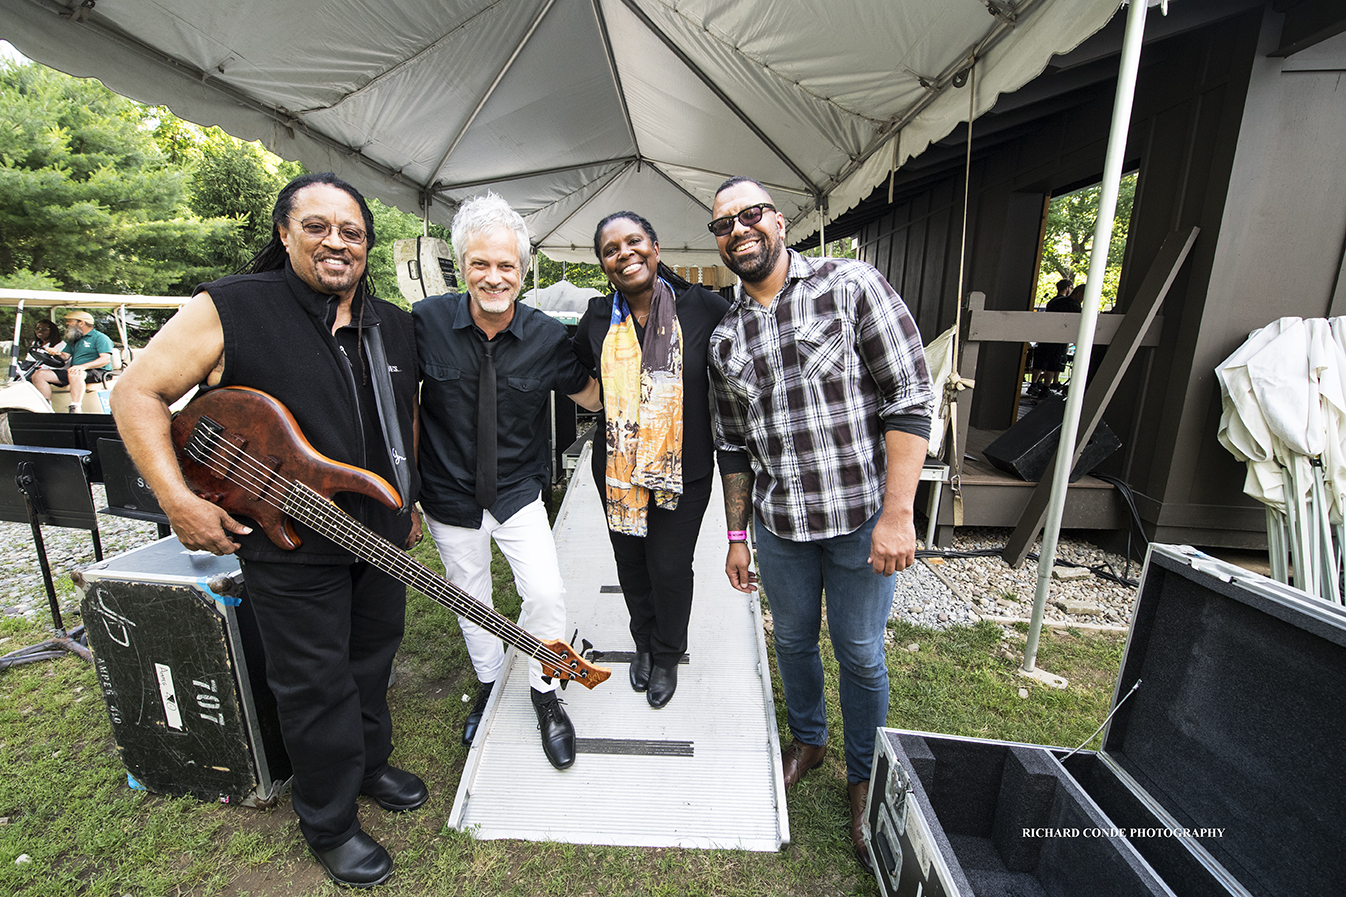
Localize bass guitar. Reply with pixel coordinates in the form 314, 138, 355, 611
170, 386, 609, 689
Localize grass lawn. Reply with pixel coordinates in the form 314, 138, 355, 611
0, 534, 1127, 896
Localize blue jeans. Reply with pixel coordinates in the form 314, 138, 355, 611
755, 511, 894, 784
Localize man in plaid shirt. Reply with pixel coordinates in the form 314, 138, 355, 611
708, 176, 934, 872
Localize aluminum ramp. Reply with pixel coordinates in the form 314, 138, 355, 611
447, 442, 788, 850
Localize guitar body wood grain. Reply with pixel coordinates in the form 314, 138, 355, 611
171, 386, 402, 549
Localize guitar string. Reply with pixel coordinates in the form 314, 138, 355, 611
184, 430, 563, 665
280, 484, 583, 676
182, 426, 589, 678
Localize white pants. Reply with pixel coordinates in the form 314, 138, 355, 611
424, 496, 566, 694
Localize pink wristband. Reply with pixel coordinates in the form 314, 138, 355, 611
728, 530, 748, 542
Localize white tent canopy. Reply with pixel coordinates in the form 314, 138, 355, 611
0, 0, 1122, 265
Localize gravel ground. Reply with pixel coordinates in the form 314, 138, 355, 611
896, 526, 1144, 632
0, 485, 162, 623
1, 491, 1142, 635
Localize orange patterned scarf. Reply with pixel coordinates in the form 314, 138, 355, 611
600, 277, 683, 535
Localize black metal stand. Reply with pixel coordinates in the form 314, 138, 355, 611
0, 624, 90, 669
0, 448, 103, 668
95, 436, 173, 540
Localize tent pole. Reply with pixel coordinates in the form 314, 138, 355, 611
1023, 0, 1150, 674
819, 197, 826, 255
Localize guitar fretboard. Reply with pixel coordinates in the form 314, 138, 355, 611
183, 422, 578, 677
282, 481, 553, 660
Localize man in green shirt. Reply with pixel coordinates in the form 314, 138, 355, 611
32, 310, 114, 412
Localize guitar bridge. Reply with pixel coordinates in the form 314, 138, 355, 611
186, 416, 226, 474
188, 416, 255, 494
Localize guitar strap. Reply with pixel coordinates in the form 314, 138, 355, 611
362, 321, 413, 517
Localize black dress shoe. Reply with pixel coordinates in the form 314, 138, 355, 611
312, 830, 393, 888
646, 662, 677, 708
531, 688, 575, 769
629, 650, 652, 692
462, 680, 494, 746
360, 766, 428, 812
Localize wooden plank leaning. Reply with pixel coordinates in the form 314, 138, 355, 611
1001, 226, 1199, 568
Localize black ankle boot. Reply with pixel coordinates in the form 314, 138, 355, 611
646, 662, 677, 709
360, 766, 428, 811
629, 650, 652, 692
312, 830, 393, 888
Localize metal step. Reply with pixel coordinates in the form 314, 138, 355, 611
447, 442, 788, 850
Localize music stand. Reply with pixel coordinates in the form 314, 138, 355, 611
7, 410, 120, 483
0, 445, 98, 667
96, 438, 173, 539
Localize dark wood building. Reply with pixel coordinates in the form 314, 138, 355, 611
818, 0, 1346, 549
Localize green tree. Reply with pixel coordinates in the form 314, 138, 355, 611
1036, 172, 1136, 309
802, 237, 859, 260
0, 268, 61, 291
0, 60, 242, 297
147, 106, 205, 167
535, 253, 608, 294
188, 129, 284, 269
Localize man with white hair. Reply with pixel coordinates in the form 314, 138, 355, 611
416, 193, 600, 770
32, 310, 114, 412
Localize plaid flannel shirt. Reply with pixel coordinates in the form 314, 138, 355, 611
710, 250, 934, 542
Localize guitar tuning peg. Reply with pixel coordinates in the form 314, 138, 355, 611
581, 638, 593, 655
558, 678, 569, 691
570, 627, 580, 647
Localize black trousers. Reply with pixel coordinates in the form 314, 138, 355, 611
603, 472, 712, 669
239, 558, 405, 851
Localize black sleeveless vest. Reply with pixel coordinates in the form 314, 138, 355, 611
197, 263, 419, 563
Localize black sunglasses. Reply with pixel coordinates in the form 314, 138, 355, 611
707, 203, 776, 237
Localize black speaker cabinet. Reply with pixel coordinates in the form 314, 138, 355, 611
75, 537, 290, 806
984, 396, 1120, 482
863, 544, 1346, 896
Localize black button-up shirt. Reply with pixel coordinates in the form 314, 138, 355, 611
415, 293, 589, 528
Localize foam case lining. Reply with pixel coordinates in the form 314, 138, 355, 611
865, 544, 1346, 896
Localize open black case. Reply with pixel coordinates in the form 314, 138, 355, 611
865, 543, 1346, 897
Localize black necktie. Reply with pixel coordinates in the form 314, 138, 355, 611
475, 340, 497, 509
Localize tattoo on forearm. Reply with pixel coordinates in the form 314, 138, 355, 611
723, 472, 753, 530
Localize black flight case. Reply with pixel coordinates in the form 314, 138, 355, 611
863, 543, 1346, 897
74, 536, 290, 806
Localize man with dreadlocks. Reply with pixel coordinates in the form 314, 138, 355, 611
112, 172, 425, 888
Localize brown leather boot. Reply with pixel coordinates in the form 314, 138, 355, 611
781, 740, 827, 790
849, 781, 874, 873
